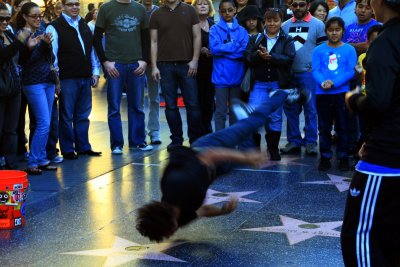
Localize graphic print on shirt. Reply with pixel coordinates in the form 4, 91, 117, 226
114, 14, 139, 32
288, 26, 309, 51
328, 52, 338, 71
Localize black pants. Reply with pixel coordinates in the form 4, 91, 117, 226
341, 171, 400, 267
0, 92, 21, 167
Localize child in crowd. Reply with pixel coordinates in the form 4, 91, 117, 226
238, 5, 263, 36
209, 0, 249, 131
312, 17, 357, 171
243, 8, 295, 160
343, 0, 380, 55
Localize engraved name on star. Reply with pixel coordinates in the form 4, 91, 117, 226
301, 173, 351, 192
242, 215, 342, 245
61, 236, 186, 267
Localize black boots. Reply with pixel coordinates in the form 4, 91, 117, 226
266, 131, 281, 161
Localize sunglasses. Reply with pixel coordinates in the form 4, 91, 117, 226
219, 8, 235, 14
291, 2, 307, 8
27, 14, 44, 19
64, 2, 80, 7
0, 16, 11, 22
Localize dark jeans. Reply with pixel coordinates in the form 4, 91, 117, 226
158, 62, 202, 144
316, 93, 349, 159
197, 75, 215, 135
0, 92, 21, 167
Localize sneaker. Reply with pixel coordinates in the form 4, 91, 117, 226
50, 155, 64, 164
282, 88, 311, 105
231, 99, 255, 121
318, 157, 331, 171
280, 142, 301, 154
130, 143, 153, 151
338, 158, 350, 171
167, 142, 183, 152
150, 135, 162, 145
305, 143, 318, 155
112, 147, 123, 155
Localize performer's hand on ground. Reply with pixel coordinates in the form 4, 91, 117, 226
221, 197, 238, 215
244, 150, 267, 168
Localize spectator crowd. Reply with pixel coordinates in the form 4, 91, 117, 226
0, 0, 383, 173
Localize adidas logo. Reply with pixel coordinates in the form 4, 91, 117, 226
350, 188, 361, 197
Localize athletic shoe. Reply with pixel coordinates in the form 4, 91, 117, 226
280, 142, 301, 154
318, 157, 332, 171
305, 143, 318, 155
150, 135, 162, 145
338, 158, 350, 171
231, 99, 255, 120
50, 155, 64, 164
270, 88, 311, 104
112, 147, 123, 155
130, 143, 153, 151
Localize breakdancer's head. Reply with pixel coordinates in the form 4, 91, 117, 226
137, 146, 209, 242
136, 201, 179, 242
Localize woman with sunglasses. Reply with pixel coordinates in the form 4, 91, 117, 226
0, 2, 34, 169
16, 2, 57, 175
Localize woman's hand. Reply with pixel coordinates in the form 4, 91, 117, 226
42, 32, 53, 45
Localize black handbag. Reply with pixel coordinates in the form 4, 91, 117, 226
0, 62, 16, 97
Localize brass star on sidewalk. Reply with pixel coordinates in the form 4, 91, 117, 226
301, 173, 351, 192
61, 236, 186, 266
203, 189, 261, 205
242, 215, 342, 245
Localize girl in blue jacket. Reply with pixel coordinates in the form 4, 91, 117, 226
209, 0, 249, 131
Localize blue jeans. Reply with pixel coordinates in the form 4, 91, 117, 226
59, 78, 92, 154
23, 83, 55, 167
192, 91, 287, 149
158, 62, 202, 144
145, 67, 160, 137
316, 93, 349, 159
249, 81, 283, 131
107, 62, 146, 149
283, 71, 318, 145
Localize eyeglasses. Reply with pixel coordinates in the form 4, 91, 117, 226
27, 14, 44, 19
64, 2, 80, 7
219, 8, 235, 14
291, 2, 307, 8
0, 16, 11, 22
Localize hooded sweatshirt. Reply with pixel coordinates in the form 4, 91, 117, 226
209, 16, 249, 88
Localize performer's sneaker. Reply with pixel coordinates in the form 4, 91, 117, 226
270, 88, 311, 104
231, 99, 255, 120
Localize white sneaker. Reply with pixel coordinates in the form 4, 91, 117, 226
50, 155, 64, 163
231, 99, 255, 120
130, 143, 153, 151
112, 147, 123, 155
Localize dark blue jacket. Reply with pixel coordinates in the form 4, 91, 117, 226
209, 17, 249, 88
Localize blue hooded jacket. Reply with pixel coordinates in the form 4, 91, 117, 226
209, 17, 249, 88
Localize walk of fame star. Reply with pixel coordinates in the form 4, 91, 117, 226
203, 189, 261, 205
301, 173, 351, 192
61, 236, 186, 266
242, 215, 342, 245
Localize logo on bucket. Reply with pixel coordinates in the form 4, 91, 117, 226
0, 192, 9, 203
13, 184, 23, 190
14, 217, 22, 226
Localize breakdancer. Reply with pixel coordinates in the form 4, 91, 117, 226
136, 90, 304, 242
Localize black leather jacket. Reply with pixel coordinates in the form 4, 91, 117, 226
244, 29, 295, 89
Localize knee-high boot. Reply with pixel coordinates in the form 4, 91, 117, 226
266, 131, 281, 161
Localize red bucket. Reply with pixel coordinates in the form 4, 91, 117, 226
0, 170, 29, 229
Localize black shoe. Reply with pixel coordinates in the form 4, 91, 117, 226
63, 152, 78, 160
167, 142, 183, 152
77, 150, 102, 156
338, 158, 350, 171
231, 99, 255, 120
318, 157, 331, 171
